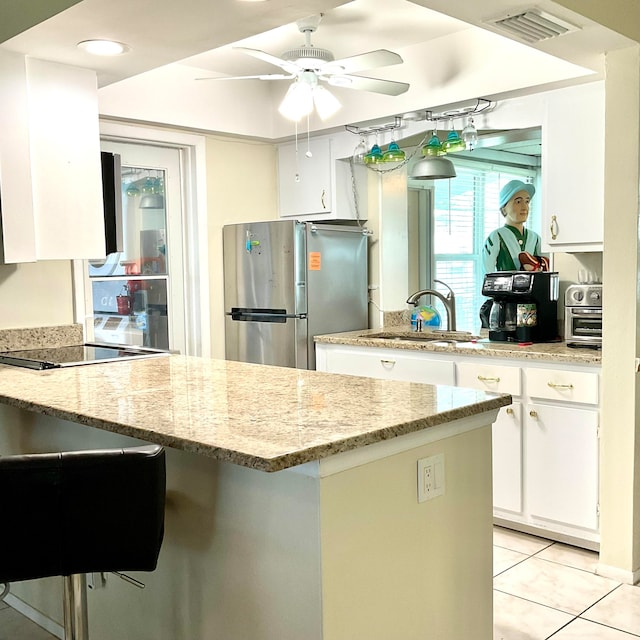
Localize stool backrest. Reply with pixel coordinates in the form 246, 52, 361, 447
0, 444, 166, 583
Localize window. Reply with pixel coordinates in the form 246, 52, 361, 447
86, 142, 186, 353
413, 160, 539, 334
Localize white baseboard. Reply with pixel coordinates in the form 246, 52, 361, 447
4, 592, 64, 639
597, 563, 640, 585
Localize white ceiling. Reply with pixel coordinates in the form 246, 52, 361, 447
181, 0, 469, 80
0, 0, 634, 140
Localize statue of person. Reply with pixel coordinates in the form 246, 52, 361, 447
482, 180, 547, 273
480, 180, 548, 327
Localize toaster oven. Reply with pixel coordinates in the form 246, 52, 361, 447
564, 284, 602, 347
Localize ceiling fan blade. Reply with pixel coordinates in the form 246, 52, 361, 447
196, 73, 295, 81
325, 74, 410, 96
233, 46, 300, 74
322, 49, 403, 75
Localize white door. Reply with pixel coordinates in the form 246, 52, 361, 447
86, 142, 186, 354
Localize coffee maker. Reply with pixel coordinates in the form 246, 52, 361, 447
482, 271, 559, 342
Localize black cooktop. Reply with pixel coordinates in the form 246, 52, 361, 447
0, 343, 169, 370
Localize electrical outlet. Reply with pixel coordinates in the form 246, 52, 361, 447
417, 453, 445, 503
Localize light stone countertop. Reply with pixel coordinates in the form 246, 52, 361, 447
0, 355, 510, 472
0, 324, 83, 351
315, 328, 602, 366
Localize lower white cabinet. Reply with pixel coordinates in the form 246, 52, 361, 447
315, 344, 455, 385
492, 403, 523, 514
525, 403, 599, 531
316, 341, 600, 547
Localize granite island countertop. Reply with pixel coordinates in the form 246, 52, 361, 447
315, 327, 602, 366
0, 355, 510, 472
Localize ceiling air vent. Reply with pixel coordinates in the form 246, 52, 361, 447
487, 9, 579, 44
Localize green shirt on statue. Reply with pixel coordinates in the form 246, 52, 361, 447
483, 224, 542, 273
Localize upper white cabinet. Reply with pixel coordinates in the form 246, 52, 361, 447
277, 137, 368, 220
278, 138, 332, 217
0, 51, 105, 263
541, 82, 604, 252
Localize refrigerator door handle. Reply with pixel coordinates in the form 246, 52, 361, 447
226, 308, 306, 323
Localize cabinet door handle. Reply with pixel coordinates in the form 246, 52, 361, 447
380, 359, 396, 367
547, 381, 574, 390
550, 215, 558, 240
529, 410, 538, 418
321, 189, 326, 209
505, 407, 514, 415
477, 375, 500, 383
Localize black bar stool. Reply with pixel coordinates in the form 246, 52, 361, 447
0, 444, 166, 639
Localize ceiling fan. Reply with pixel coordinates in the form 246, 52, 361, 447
199, 14, 409, 120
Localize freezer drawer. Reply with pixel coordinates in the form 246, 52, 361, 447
225, 314, 308, 368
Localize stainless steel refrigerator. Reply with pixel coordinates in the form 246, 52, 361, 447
223, 220, 369, 369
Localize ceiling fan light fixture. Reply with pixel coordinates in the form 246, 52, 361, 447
278, 80, 313, 121
312, 85, 341, 119
224, 16, 407, 119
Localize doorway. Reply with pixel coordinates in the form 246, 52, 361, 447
86, 141, 185, 353
73, 127, 212, 356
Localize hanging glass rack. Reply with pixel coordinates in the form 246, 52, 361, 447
343, 98, 494, 174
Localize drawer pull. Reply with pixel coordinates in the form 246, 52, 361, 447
477, 375, 500, 383
505, 408, 514, 415
380, 359, 396, 366
529, 410, 538, 418
547, 382, 574, 390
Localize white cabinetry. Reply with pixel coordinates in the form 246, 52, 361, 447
316, 341, 600, 547
0, 51, 105, 263
457, 361, 523, 515
523, 365, 600, 535
316, 343, 455, 385
492, 403, 523, 514
541, 82, 604, 252
525, 403, 599, 531
277, 138, 368, 220
278, 138, 332, 217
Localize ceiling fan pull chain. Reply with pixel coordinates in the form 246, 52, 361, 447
294, 121, 300, 183
306, 114, 312, 158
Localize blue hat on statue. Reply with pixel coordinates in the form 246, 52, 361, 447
499, 180, 535, 209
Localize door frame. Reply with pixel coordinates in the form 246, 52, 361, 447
72, 120, 211, 357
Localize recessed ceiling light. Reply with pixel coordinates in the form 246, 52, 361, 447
77, 40, 130, 56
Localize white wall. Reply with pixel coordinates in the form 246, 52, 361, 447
205, 135, 278, 358
0, 261, 74, 329
598, 45, 640, 582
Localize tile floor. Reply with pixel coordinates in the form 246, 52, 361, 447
494, 526, 640, 639
2, 526, 640, 639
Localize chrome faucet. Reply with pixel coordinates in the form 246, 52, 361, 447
406, 279, 457, 331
